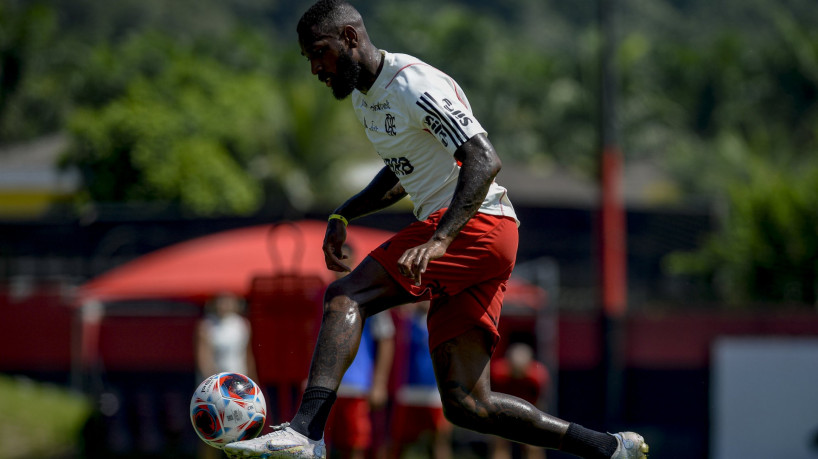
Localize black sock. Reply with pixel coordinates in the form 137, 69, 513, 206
560, 423, 618, 459
290, 387, 337, 441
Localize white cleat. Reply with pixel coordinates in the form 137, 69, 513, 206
224, 423, 326, 459
610, 432, 649, 459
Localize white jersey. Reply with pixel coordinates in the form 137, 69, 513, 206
204, 314, 250, 375
351, 51, 517, 223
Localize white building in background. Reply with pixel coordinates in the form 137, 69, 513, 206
0, 134, 79, 219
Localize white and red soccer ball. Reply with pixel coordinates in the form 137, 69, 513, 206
190, 372, 267, 449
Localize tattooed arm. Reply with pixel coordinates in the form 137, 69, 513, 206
397, 133, 502, 285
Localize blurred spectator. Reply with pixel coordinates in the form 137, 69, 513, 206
195, 292, 258, 458
489, 342, 550, 459
325, 245, 396, 459
195, 292, 257, 381
390, 301, 452, 459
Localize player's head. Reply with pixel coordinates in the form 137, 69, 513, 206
506, 342, 534, 376
208, 292, 244, 317
297, 0, 370, 100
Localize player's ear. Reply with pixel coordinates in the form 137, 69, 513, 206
342, 25, 358, 48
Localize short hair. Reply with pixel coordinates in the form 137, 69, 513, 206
297, 0, 361, 39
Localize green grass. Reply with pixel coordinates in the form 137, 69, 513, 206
0, 375, 92, 459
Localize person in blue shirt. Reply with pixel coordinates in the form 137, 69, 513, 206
390, 301, 452, 459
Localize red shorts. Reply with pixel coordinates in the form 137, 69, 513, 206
391, 404, 451, 444
369, 210, 518, 351
324, 397, 370, 449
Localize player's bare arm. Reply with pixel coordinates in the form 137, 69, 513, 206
397, 133, 501, 285
323, 165, 407, 272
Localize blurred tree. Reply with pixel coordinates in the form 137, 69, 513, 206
60, 31, 375, 215
62, 33, 281, 215
0, 1, 61, 141
666, 162, 818, 305
4, 0, 818, 303
626, 4, 818, 305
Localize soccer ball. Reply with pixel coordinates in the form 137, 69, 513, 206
190, 372, 267, 449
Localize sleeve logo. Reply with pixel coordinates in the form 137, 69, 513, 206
442, 98, 473, 127
416, 92, 472, 149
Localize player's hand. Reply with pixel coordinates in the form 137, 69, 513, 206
323, 220, 351, 272
397, 238, 449, 286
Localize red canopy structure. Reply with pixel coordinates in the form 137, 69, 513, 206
72, 220, 550, 407
71, 220, 396, 392
78, 220, 396, 304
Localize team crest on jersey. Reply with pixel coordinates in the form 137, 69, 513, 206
384, 114, 397, 136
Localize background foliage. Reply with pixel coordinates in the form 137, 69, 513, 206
1, 0, 816, 304
0, 375, 91, 459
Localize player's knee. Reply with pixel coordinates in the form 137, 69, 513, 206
439, 386, 489, 432
323, 281, 360, 316
324, 281, 348, 309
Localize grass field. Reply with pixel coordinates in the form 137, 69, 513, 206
0, 375, 92, 459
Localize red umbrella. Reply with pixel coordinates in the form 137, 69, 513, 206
78, 220, 395, 304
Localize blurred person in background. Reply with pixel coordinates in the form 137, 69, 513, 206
389, 301, 452, 459
195, 292, 258, 458
325, 244, 396, 459
490, 342, 550, 459
195, 292, 257, 381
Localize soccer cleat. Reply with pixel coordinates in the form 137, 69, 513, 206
223, 423, 326, 459
610, 432, 649, 459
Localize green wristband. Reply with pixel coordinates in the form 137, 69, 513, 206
328, 213, 348, 226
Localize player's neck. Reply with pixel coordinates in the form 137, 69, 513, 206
357, 48, 384, 94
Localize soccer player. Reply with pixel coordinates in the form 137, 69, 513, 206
224, 1, 649, 458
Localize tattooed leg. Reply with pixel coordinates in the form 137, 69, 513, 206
305, 255, 415, 390
432, 328, 570, 449
305, 294, 364, 389
289, 257, 414, 439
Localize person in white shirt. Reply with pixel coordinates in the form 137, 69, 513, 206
195, 292, 257, 459
225, 2, 647, 459
195, 292, 257, 382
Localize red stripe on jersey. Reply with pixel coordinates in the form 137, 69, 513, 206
385, 62, 468, 106
385, 63, 432, 89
